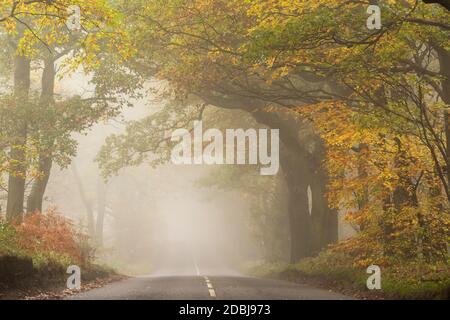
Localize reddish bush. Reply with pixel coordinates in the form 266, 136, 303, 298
13, 208, 90, 266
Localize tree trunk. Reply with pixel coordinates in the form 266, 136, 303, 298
253, 109, 337, 261
72, 163, 95, 238
26, 58, 56, 213
437, 48, 450, 190
280, 146, 311, 262
96, 179, 107, 246
26, 156, 53, 213
6, 55, 31, 221
431, 44, 450, 201
311, 163, 338, 251
199, 93, 338, 262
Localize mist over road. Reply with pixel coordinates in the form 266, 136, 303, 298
69, 246, 352, 300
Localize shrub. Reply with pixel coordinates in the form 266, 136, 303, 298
0, 218, 23, 257
12, 208, 93, 269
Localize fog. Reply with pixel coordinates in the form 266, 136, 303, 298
1, 1, 447, 302
40, 72, 282, 276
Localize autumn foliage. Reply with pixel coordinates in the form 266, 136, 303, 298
1, 209, 92, 269
299, 102, 450, 267
103, 0, 450, 270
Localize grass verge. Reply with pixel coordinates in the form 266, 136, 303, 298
246, 251, 450, 300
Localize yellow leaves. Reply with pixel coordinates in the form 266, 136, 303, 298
16, 31, 40, 57
0, 0, 131, 71
299, 98, 450, 263
2, 16, 16, 33
121, 0, 450, 265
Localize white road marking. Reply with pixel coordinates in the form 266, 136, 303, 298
208, 288, 216, 298
202, 276, 216, 298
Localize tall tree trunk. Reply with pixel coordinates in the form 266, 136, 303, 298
26, 157, 53, 213
280, 145, 311, 262
199, 93, 338, 262
311, 161, 338, 250
253, 109, 337, 261
6, 55, 31, 221
437, 47, 450, 187
96, 179, 107, 246
431, 44, 450, 201
26, 58, 56, 213
72, 163, 95, 238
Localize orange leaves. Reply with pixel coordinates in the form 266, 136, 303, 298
13, 208, 88, 266
298, 100, 450, 265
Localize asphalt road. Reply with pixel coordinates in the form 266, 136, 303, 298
69, 246, 352, 300
69, 274, 351, 300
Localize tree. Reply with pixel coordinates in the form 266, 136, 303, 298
1, 0, 136, 220
99, 0, 340, 261
107, 0, 449, 262
0, 1, 60, 23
